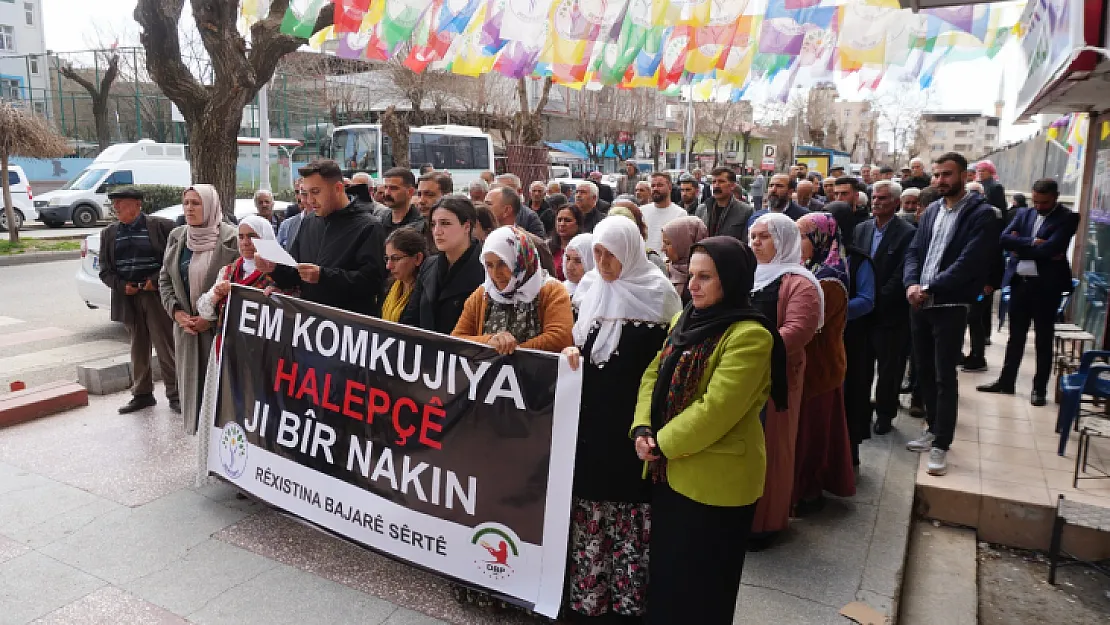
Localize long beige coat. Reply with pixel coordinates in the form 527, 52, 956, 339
159, 223, 238, 434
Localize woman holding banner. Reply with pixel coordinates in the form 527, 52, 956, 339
400, 196, 485, 333
631, 237, 786, 625
452, 225, 573, 354
159, 184, 238, 434
561, 217, 681, 619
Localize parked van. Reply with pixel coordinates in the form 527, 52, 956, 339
35, 140, 191, 228
0, 165, 35, 231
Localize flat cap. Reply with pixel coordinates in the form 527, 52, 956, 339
107, 186, 144, 200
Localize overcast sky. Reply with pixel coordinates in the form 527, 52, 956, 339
41, 0, 1036, 143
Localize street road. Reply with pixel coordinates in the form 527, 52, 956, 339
0, 259, 127, 394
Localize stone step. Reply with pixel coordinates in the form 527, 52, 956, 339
76, 355, 162, 396
0, 381, 88, 428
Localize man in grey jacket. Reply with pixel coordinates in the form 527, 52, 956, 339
695, 167, 754, 243
750, 171, 765, 211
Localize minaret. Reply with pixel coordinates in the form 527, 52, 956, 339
994, 75, 1005, 119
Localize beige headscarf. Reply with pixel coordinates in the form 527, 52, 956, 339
184, 184, 222, 307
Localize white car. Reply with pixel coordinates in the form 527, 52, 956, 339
76, 199, 288, 312
0, 165, 36, 231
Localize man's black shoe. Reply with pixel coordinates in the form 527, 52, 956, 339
961, 356, 988, 372
169, 399, 181, 414
119, 394, 156, 414
976, 380, 1015, 394
874, 418, 894, 435
1031, 391, 1047, 407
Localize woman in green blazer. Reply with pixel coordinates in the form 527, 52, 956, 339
631, 236, 787, 625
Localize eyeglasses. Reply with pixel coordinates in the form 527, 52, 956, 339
384, 254, 411, 264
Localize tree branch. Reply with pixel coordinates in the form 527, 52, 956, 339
134, 0, 207, 121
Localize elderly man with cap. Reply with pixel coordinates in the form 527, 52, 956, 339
98, 187, 180, 414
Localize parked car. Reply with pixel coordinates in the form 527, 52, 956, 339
38, 140, 191, 228
0, 165, 36, 231
76, 199, 286, 312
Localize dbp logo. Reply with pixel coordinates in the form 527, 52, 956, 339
471, 523, 522, 581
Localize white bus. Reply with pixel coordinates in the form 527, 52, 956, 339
332, 124, 495, 189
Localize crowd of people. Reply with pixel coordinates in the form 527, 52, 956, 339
96, 150, 1076, 624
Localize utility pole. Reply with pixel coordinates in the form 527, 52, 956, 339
259, 81, 271, 191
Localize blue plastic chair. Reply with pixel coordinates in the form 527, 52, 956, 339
1056, 350, 1110, 455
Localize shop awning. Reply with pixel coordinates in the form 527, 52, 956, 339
544, 141, 632, 160
1015, 0, 1110, 121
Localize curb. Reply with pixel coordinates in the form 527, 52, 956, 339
0, 381, 89, 428
0, 250, 82, 267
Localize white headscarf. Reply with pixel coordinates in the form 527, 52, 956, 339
563, 233, 595, 297
751, 212, 825, 329
572, 217, 682, 365
237, 215, 276, 275
481, 226, 545, 305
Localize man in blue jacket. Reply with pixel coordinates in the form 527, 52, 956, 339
903, 152, 1002, 477
978, 178, 1079, 406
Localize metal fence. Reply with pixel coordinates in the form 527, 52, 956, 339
980, 130, 1077, 199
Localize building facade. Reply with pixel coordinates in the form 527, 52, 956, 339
0, 0, 48, 116
921, 111, 1001, 162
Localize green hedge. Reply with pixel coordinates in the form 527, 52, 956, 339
126, 185, 296, 216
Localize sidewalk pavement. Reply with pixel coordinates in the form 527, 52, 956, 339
0, 390, 918, 625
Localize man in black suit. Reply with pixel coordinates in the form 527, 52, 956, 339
978, 178, 1079, 406
589, 171, 614, 203
853, 181, 915, 435
765, 173, 809, 220
903, 152, 1001, 476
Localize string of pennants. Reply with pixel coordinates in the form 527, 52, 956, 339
253, 0, 1019, 99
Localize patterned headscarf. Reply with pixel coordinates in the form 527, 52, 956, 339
481, 226, 544, 305
800, 212, 848, 286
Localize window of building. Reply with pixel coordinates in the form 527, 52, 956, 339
24, 3, 33, 26
29, 56, 38, 74
32, 101, 44, 115
0, 78, 20, 100
0, 25, 14, 51
933, 130, 946, 139
954, 130, 969, 138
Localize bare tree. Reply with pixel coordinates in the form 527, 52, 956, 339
868, 88, 931, 166
515, 77, 553, 146
693, 100, 750, 168
574, 88, 615, 168
380, 105, 410, 170
135, 0, 328, 217
60, 52, 120, 153
0, 103, 69, 242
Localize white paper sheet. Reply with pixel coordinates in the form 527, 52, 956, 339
252, 239, 299, 268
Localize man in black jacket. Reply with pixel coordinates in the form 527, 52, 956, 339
764, 173, 809, 220
903, 152, 1001, 477
99, 187, 179, 414
257, 160, 386, 316
852, 182, 915, 435
978, 179, 1079, 406
695, 167, 754, 242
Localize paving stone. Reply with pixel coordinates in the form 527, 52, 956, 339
0, 552, 105, 625
0, 479, 105, 536
31, 586, 190, 625
2, 496, 125, 549
187, 564, 397, 625
0, 535, 28, 564
38, 489, 247, 585
382, 608, 450, 624
734, 584, 844, 625
124, 539, 278, 616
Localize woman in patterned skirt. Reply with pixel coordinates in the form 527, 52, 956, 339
562, 216, 682, 620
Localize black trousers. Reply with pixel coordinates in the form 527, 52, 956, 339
844, 320, 872, 448
647, 482, 756, 625
871, 321, 911, 420
967, 292, 994, 359
911, 306, 969, 450
1000, 276, 1061, 393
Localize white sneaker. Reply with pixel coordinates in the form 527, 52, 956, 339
926, 448, 948, 476
906, 431, 936, 452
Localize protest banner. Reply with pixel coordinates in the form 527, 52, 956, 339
206, 286, 581, 617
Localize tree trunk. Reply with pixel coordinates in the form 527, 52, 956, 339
92, 98, 111, 154
185, 99, 246, 221
2, 155, 18, 244
381, 106, 410, 170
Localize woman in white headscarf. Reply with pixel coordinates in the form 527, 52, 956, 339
562, 232, 595, 300
560, 217, 681, 619
746, 212, 823, 550
159, 184, 238, 434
